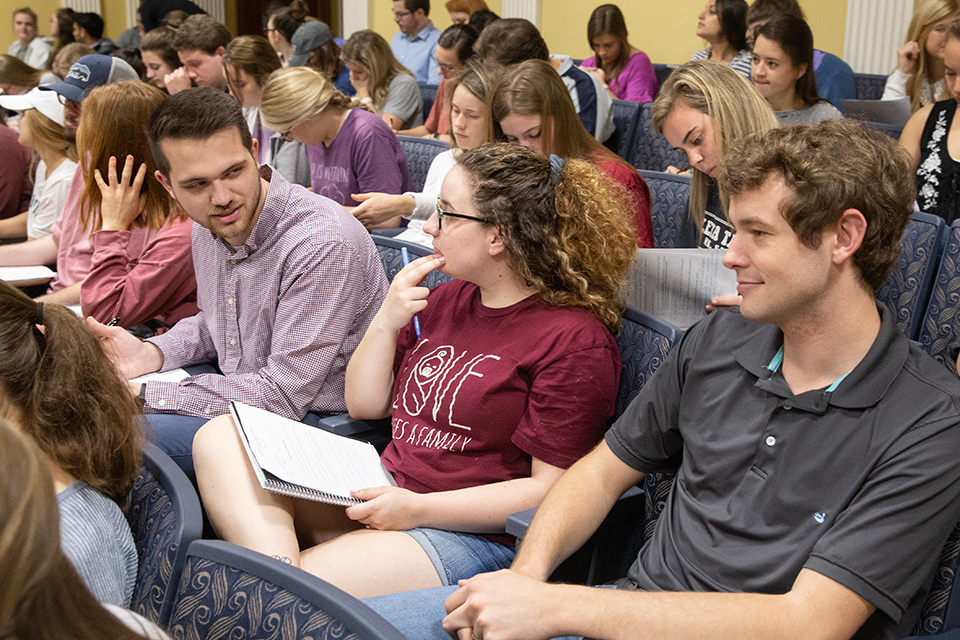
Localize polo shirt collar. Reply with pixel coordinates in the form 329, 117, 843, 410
731, 303, 908, 411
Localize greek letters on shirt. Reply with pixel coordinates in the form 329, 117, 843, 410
391, 338, 499, 453
701, 209, 733, 250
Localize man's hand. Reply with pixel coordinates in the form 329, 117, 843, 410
163, 66, 193, 94
86, 316, 164, 379
345, 486, 425, 530
442, 570, 559, 640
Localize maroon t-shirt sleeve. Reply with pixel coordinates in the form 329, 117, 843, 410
510, 344, 620, 469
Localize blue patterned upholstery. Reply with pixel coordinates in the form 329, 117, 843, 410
372, 235, 453, 289
918, 220, 960, 367
876, 211, 944, 340
912, 521, 960, 635
855, 73, 887, 100
418, 82, 438, 120
127, 442, 203, 626
652, 64, 675, 91
631, 103, 689, 172
167, 540, 408, 640
603, 99, 641, 161
615, 307, 682, 417
638, 170, 697, 248
398, 135, 448, 192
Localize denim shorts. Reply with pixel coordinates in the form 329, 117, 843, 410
402, 527, 517, 586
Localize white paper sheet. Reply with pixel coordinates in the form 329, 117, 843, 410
129, 368, 191, 384
0, 265, 55, 284
625, 248, 739, 329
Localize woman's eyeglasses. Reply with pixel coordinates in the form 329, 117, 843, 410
436, 197, 487, 228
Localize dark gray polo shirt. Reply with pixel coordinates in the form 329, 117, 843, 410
606, 305, 960, 640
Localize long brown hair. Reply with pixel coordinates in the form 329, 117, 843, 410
488, 59, 633, 170
652, 60, 777, 234
341, 30, 414, 112
587, 4, 632, 90
0, 422, 150, 639
0, 281, 142, 502
222, 35, 281, 103
457, 143, 636, 333
0, 54, 43, 87
76, 80, 177, 232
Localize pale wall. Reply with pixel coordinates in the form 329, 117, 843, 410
369, 0, 849, 65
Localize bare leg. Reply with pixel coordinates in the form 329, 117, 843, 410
193, 414, 361, 565
300, 528, 444, 598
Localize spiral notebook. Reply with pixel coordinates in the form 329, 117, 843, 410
230, 402, 396, 507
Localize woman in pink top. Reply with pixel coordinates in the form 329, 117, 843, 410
77, 81, 197, 330
490, 59, 653, 247
581, 4, 658, 103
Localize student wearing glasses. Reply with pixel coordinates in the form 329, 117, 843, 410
193, 141, 637, 599
260, 66, 413, 215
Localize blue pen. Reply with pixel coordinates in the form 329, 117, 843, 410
400, 247, 422, 339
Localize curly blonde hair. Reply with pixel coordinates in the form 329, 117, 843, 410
457, 143, 636, 333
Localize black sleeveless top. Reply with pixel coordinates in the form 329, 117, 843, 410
917, 99, 960, 224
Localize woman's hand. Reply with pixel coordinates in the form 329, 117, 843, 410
583, 65, 607, 87
94, 155, 147, 232
345, 486, 425, 530
896, 41, 921, 74
705, 294, 742, 314
373, 254, 444, 333
350, 67, 370, 99
351, 192, 415, 228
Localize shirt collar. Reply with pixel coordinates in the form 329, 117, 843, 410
732, 303, 908, 411
401, 21, 435, 42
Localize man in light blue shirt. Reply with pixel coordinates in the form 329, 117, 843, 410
390, 0, 440, 85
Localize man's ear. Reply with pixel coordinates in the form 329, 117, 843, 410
214, 45, 226, 60
155, 170, 176, 201
250, 138, 259, 163
831, 208, 867, 266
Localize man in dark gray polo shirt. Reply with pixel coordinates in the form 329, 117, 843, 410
364, 120, 960, 640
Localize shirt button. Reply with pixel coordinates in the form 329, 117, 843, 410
783, 405, 792, 411
227, 298, 235, 306
765, 435, 776, 447
204, 407, 212, 415
157, 399, 166, 407
230, 259, 237, 265
230, 339, 237, 345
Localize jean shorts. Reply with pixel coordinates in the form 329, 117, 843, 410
402, 527, 517, 586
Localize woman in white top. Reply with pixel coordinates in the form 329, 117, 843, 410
342, 30, 424, 131
690, 0, 752, 79
0, 87, 77, 239
351, 59, 501, 245
882, 0, 958, 112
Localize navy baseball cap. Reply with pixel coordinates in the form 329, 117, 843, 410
39, 54, 140, 103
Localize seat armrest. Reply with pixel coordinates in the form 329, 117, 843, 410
506, 485, 645, 541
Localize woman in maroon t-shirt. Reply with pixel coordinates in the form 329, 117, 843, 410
194, 143, 637, 598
